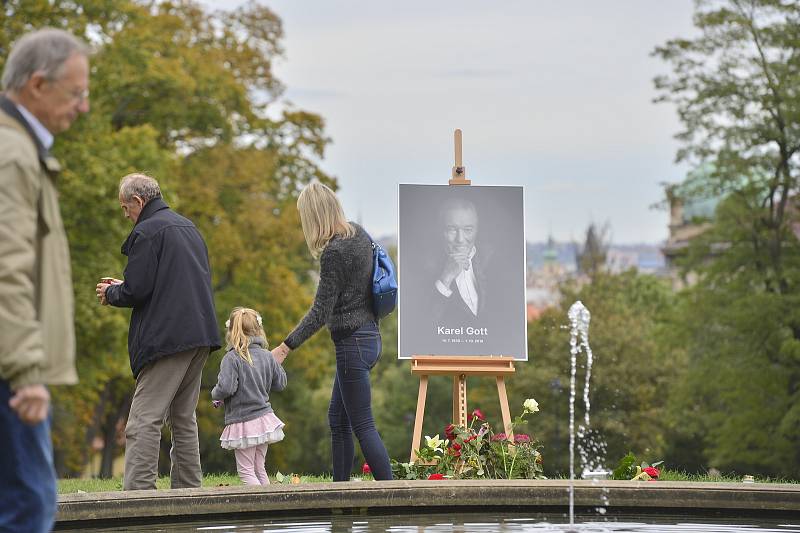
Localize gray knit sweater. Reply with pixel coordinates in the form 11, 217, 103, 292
284, 223, 376, 349
211, 337, 287, 425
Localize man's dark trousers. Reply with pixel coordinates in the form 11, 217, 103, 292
0, 380, 56, 533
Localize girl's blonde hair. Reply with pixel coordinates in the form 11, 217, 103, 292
225, 307, 267, 365
297, 181, 355, 258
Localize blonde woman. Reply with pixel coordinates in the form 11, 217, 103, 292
212, 307, 286, 485
272, 181, 392, 481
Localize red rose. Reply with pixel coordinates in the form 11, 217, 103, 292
445, 423, 456, 441
449, 443, 462, 457
467, 409, 485, 422
643, 467, 659, 479
428, 473, 444, 480
491, 433, 507, 442
513, 434, 531, 444
362, 463, 371, 474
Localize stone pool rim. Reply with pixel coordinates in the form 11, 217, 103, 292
56, 479, 800, 528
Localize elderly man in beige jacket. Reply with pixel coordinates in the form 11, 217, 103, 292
0, 28, 89, 533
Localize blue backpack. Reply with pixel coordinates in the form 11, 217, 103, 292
370, 240, 398, 319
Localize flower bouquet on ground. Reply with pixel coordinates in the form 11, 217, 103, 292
611, 452, 663, 481
393, 399, 546, 480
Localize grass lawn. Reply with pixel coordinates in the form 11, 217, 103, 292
58, 473, 340, 494
658, 470, 798, 484
58, 470, 796, 494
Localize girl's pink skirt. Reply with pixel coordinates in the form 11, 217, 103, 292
220, 412, 285, 450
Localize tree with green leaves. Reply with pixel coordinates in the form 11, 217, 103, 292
654, 0, 800, 476
2, 0, 337, 477
653, 0, 800, 290
576, 222, 610, 279
513, 271, 677, 476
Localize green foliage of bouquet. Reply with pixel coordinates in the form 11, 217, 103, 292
393, 399, 546, 480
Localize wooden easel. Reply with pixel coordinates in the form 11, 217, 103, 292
449, 129, 471, 186
409, 130, 517, 462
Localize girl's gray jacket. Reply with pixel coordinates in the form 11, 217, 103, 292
211, 337, 287, 425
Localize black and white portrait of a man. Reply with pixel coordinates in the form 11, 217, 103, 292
432, 197, 486, 323
399, 184, 527, 360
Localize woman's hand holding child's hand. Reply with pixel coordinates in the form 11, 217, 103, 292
273, 343, 290, 364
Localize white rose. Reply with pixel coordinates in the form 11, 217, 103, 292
523, 398, 539, 414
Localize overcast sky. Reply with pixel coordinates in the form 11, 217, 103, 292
202, 1, 697, 244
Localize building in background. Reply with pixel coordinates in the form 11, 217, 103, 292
661, 168, 723, 288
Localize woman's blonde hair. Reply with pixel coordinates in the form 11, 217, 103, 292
297, 181, 355, 258
225, 307, 267, 365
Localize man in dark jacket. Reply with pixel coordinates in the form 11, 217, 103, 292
96, 173, 220, 490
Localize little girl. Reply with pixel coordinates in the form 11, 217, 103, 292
212, 307, 287, 485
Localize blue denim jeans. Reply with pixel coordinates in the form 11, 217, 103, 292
0, 380, 56, 533
329, 322, 392, 481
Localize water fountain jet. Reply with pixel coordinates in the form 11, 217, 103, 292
567, 300, 609, 527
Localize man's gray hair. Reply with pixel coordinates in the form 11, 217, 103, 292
2, 28, 90, 92
119, 173, 162, 203
439, 196, 478, 224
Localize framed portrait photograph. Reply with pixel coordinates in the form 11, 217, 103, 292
398, 184, 528, 360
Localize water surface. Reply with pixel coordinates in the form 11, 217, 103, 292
58, 510, 800, 532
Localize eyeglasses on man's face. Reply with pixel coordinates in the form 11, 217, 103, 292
50, 79, 90, 103
63, 85, 90, 103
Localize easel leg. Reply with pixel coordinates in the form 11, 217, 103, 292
452, 374, 467, 427
496, 376, 513, 439
410, 375, 429, 462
